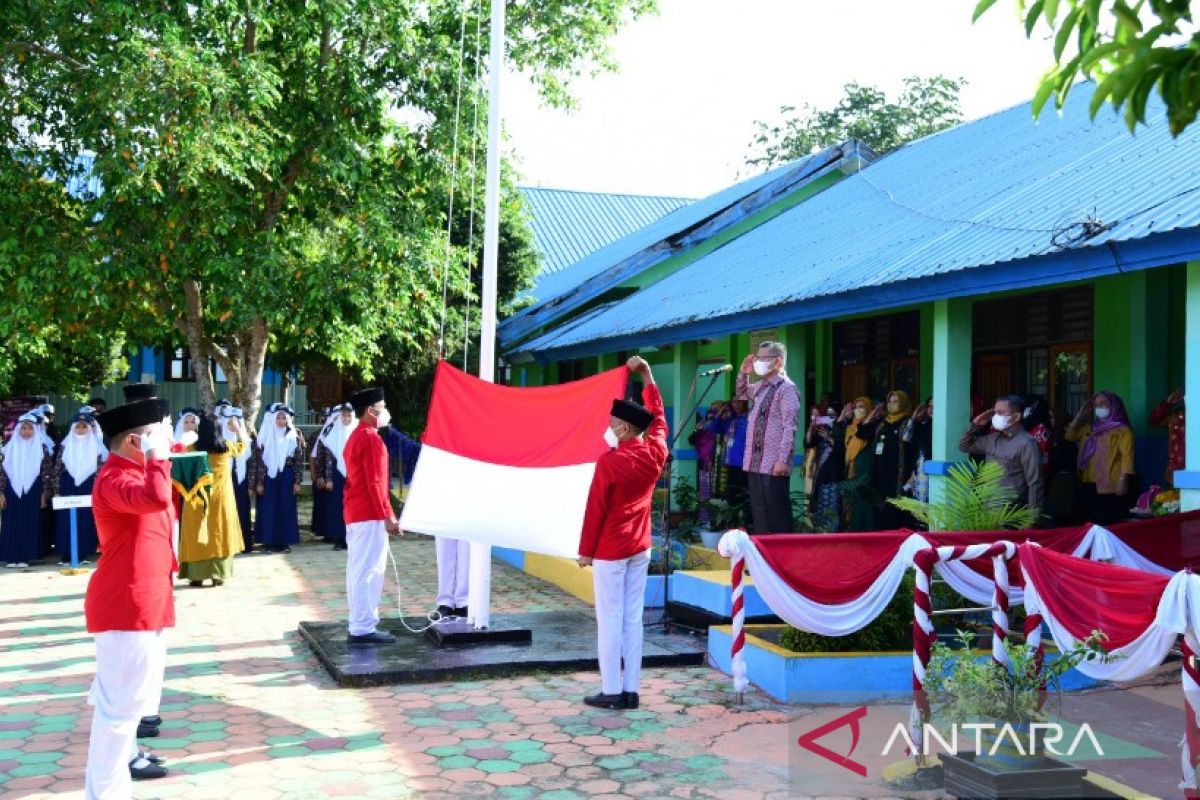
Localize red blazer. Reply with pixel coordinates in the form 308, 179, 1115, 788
578, 383, 669, 561
343, 425, 392, 525
85, 455, 177, 633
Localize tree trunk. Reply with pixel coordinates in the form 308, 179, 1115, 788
180, 279, 216, 412
237, 317, 269, 430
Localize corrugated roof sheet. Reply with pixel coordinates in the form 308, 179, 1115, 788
502, 141, 873, 348
515, 89, 1200, 360
520, 187, 692, 275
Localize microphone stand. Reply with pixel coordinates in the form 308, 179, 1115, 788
652, 368, 729, 632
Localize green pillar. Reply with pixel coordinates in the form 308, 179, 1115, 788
672, 341, 698, 486
598, 352, 619, 372
1180, 262, 1200, 511
784, 324, 809, 494
926, 298, 973, 503
813, 320, 833, 397
1094, 272, 1167, 432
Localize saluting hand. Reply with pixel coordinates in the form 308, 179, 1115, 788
740, 354, 756, 375
972, 410, 993, 428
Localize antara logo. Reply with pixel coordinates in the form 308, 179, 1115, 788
797, 707, 1105, 777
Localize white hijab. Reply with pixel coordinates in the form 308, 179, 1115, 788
220, 406, 252, 483
174, 411, 200, 444
259, 407, 298, 479
2, 414, 48, 498
321, 406, 358, 477
62, 420, 102, 486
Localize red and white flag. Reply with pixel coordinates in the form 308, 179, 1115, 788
399, 361, 628, 558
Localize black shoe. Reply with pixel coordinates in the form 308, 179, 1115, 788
188, 580, 202, 588
280, 546, 292, 553
333, 542, 347, 551
137, 750, 165, 764
622, 692, 639, 709
129, 756, 168, 780
211, 578, 224, 586
140, 716, 163, 727
452, 606, 468, 618
435, 605, 455, 619
346, 630, 396, 646
583, 692, 628, 710
137, 720, 161, 739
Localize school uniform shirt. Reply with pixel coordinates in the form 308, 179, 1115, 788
85, 455, 176, 633
578, 384, 669, 561
343, 425, 392, 524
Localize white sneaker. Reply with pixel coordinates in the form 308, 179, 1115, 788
4, 563, 15, 569
16, 562, 29, 568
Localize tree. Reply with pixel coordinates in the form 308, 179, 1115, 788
746, 76, 964, 168
973, 0, 1200, 135
1, 0, 654, 421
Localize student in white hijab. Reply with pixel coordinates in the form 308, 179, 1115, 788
249, 404, 305, 553
45, 412, 105, 563
173, 408, 201, 446
219, 406, 255, 552
318, 403, 357, 551
0, 413, 54, 567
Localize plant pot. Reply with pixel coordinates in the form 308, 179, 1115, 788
699, 530, 723, 549
941, 751, 1086, 799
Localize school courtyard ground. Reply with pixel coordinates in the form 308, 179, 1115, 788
0, 535, 1185, 800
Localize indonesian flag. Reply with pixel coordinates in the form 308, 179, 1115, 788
399, 361, 629, 558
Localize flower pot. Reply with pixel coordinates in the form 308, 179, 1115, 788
941, 751, 1086, 799
699, 530, 723, 549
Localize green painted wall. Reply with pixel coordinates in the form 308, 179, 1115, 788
1094, 272, 1166, 436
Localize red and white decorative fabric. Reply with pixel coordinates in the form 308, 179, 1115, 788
1180, 635, 1200, 797
400, 361, 628, 558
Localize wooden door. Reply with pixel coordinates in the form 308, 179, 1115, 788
839, 364, 868, 403
974, 354, 1012, 404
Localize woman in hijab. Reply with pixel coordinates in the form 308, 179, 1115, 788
219, 406, 255, 552
318, 403, 357, 551
179, 415, 248, 586
310, 406, 335, 543
1066, 390, 1136, 525
840, 396, 876, 531
854, 389, 918, 529
806, 399, 845, 532
0, 413, 55, 567
44, 412, 106, 564
250, 404, 306, 553
174, 408, 201, 445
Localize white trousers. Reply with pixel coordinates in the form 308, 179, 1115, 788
85, 630, 166, 800
592, 549, 651, 695
435, 537, 470, 608
346, 520, 388, 636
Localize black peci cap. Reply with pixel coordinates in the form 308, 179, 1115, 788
122, 383, 158, 401
98, 399, 171, 442
349, 387, 385, 415
611, 399, 653, 431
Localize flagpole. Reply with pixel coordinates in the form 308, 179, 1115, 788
467, 0, 504, 630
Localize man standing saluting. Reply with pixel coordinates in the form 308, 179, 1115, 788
577, 356, 668, 710
86, 399, 175, 797
343, 387, 402, 646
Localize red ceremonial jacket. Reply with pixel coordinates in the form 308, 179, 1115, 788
343, 424, 392, 525
85, 454, 177, 633
578, 383, 669, 561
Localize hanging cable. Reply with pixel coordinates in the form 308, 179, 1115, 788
463, 0, 485, 370
438, 0, 472, 358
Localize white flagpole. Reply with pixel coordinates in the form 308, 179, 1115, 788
468, 0, 504, 630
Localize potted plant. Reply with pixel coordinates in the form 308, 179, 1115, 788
670, 476, 701, 544
923, 630, 1113, 798
889, 460, 1040, 531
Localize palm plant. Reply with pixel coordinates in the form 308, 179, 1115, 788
890, 460, 1039, 532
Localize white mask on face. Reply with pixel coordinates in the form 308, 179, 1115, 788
1094, 407, 1110, 420
603, 426, 620, 449
853, 408, 868, 420
992, 414, 1012, 431
753, 359, 773, 377
374, 408, 392, 429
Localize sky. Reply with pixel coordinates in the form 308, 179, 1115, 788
502, 0, 1058, 198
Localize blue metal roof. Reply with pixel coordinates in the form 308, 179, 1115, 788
520, 187, 692, 275
500, 141, 875, 349
514, 89, 1200, 362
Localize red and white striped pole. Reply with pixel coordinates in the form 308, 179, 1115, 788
718, 530, 750, 702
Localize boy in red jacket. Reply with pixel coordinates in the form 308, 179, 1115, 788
577, 356, 668, 710
86, 399, 176, 796
343, 387, 402, 645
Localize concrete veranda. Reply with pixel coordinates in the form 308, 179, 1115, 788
0, 536, 813, 800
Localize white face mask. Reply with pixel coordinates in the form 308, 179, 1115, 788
603, 426, 620, 449
853, 408, 867, 420
753, 359, 774, 377
992, 413, 1012, 431
1094, 407, 1110, 420
374, 408, 392, 429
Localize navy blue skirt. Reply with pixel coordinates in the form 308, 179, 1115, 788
234, 475, 253, 550
323, 470, 347, 544
0, 478, 46, 564
255, 468, 299, 546
313, 484, 327, 538
54, 472, 98, 561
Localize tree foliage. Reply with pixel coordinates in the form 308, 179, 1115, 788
0, 0, 654, 418
746, 75, 964, 168
974, 0, 1200, 135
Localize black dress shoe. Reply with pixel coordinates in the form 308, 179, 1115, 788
137, 750, 165, 764
137, 720, 161, 738
346, 630, 396, 646
140, 716, 163, 727
452, 606, 468, 618
435, 605, 455, 619
622, 692, 639, 709
129, 756, 168, 780
583, 692, 628, 709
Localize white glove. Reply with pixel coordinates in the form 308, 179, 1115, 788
144, 422, 174, 458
